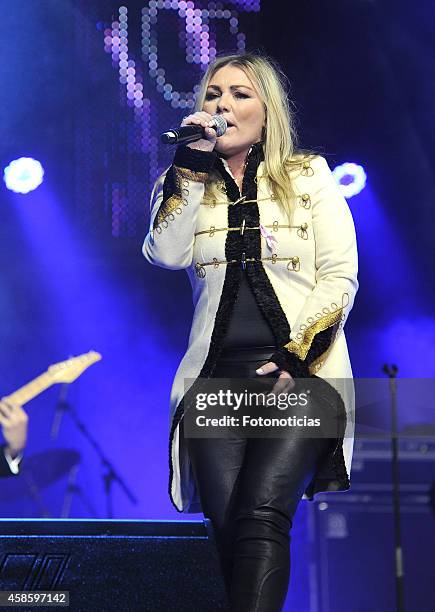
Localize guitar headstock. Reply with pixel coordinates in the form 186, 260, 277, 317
47, 351, 102, 383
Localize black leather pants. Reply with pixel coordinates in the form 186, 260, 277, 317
183, 347, 336, 612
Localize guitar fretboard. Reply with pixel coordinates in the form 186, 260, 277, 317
5, 372, 53, 406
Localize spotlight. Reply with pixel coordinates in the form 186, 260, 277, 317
3, 157, 45, 194
332, 162, 367, 198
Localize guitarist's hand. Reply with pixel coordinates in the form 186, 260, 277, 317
0, 399, 28, 458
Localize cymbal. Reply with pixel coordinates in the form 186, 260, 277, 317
0, 448, 81, 499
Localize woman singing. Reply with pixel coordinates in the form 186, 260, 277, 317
142, 52, 358, 611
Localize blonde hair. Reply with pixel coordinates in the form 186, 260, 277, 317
152, 52, 319, 220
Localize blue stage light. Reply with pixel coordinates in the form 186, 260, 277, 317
332, 162, 367, 198
3, 157, 45, 194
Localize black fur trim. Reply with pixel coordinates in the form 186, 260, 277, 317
304, 376, 350, 497
305, 326, 336, 366
173, 145, 217, 173
161, 165, 176, 206
269, 348, 310, 378
153, 146, 216, 230
282, 322, 336, 372
152, 165, 177, 231
216, 142, 291, 348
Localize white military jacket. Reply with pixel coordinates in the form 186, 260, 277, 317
142, 142, 359, 513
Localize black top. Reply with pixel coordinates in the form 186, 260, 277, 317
222, 270, 276, 349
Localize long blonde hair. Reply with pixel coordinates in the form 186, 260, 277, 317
152, 52, 319, 220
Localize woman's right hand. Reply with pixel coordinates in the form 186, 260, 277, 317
181, 111, 217, 152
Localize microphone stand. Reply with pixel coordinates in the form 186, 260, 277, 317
23, 472, 52, 519
382, 363, 405, 612
51, 383, 69, 439
55, 396, 138, 518
61, 464, 99, 519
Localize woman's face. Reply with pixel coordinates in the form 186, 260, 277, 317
202, 64, 266, 159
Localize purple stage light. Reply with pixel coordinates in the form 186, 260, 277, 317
3, 157, 45, 194
332, 162, 367, 198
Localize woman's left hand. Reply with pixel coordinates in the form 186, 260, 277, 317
256, 361, 296, 394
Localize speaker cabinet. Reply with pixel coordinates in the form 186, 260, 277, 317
0, 519, 229, 612
307, 435, 435, 612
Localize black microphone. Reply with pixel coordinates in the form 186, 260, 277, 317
160, 114, 227, 145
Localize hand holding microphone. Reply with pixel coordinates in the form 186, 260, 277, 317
160, 112, 227, 151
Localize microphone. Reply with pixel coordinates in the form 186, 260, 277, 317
160, 114, 227, 145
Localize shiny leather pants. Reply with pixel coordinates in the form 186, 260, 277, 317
183, 348, 336, 612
